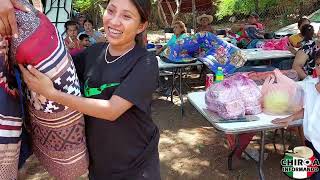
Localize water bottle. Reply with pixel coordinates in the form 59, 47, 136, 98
215, 67, 224, 82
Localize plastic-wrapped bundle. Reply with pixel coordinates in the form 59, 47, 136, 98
205, 79, 245, 119
261, 69, 304, 115
205, 73, 262, 119
9, 0, 89, 179
229, 73, 262, 115
0, 40, 22, 180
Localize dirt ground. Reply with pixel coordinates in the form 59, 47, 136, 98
19, 73, 297, 180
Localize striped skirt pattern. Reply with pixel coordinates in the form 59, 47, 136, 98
9, 0, 89, 179
0, 46, 22, 179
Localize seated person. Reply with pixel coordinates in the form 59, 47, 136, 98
79, 34, 91, 48
293, 24, 319, 80
288, 17, 311, 54
64, 20, 83, 56
156, 21, 188, 55
78, 19, 105, 45
195, 14, 215, 34
272, 54, 320, 180
244, 13, 264, 39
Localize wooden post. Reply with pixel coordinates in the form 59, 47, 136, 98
192, 0, 196, 31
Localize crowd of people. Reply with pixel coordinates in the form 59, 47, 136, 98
63, 16, 106, 57
154, 12, 320, 180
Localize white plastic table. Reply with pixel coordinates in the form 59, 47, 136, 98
187, 91, 302, 180
157, 57, 203, 116
242, 48, 295, 61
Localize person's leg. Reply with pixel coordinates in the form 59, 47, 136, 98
226, 133, 255, 159
130, 151, 161, 180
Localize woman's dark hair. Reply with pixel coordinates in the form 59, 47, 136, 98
298, 17, 310, 29
130, 0, 151, 48
83, 19, 94, 26
64, 20, 78, 30
79, 34, 89, 40
301, 24, 314, 41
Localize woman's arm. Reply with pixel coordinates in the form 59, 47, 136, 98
0, 0, 30, 37
292, 50, 309, 80
288, 42, 297, 55
19, 64, 133, 121
272, 109, 304, 128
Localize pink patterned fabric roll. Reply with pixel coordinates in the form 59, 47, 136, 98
9, 0, 89, 179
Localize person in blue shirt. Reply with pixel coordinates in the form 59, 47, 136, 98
156, 21, 188, 55
78, 19, 106, 45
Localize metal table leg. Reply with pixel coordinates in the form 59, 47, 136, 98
281, 128, 286, 153
179, 68, 184, 117
259, 131, 266, 180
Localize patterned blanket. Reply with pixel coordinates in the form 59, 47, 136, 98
161, 32, 247, 75
8, 0, 89, 179
0, 40, 22, 180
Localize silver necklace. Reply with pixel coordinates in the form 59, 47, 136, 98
105, 44, 134, 64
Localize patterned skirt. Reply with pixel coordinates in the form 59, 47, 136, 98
9, 0, 89, 179
0, 45, 22, 179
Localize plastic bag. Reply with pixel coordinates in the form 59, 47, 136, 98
229, 73, 262, 115
261, 69, 303, 115
205, 79, 245, 119
246, 69, 299, 86
261, 37, 289, 50
205, 73, 262, 119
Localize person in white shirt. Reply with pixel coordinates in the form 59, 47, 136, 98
272, 53, 320, 180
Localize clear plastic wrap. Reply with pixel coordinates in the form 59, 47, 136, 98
205, 73, 262, 120
261, 69, 304, 115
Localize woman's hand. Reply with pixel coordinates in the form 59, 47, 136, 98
0, 0, 30, 37
271, 116, 294, 129
18, 64, 57, 99
287, 42, 297, 55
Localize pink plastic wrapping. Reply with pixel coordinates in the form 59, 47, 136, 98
230, 73, 262, 115
261, 69, 304, 115
205, 73, 262, 119
261, 37, 289, 50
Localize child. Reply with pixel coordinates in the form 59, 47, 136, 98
64, 20, 83, 56
78, 33, 91, 48
244, 13, 265, 48
272, 52, 320, 180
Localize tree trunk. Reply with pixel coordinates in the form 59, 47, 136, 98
158, 0, 169, 27
192, 0, 196, 31
254, 0, 259, 13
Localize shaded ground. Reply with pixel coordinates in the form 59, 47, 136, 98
20, 73, 297, 180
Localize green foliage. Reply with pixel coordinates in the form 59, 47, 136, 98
73, 0, 105, 12
216, 0, 280, 20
